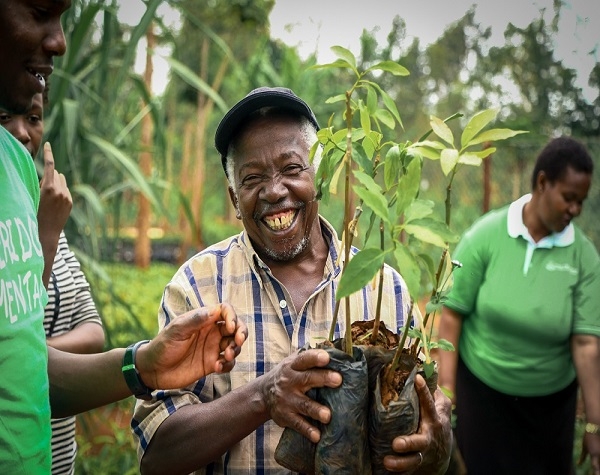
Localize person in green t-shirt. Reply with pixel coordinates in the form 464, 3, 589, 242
438, 136, 600, 475
0, 3, 247, 474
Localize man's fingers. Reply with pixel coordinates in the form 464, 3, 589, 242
414, 374, 437, 419
285, 411, 323, 443
42, 142, 55, 182
291, 348, 331, 371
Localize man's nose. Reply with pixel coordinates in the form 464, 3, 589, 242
10, 120, 31, 146
259, 173, 288, 201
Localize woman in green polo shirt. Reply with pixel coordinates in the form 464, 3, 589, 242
438, 137, 600, 475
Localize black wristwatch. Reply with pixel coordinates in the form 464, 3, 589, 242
122, 340, 153, 400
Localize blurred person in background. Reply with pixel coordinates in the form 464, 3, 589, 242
438, 136, 600, 475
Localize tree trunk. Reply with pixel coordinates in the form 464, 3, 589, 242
134, 24, 154, 268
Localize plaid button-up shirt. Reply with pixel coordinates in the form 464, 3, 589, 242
132, 217, 409, 474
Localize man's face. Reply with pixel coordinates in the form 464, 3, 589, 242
229, 115, 320, 263
0, 93, 44, 157
0, 0, 70, 114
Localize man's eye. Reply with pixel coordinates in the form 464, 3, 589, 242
0, 114, 11, 122
29, 115, 42, 124
241, 175, 263, 186
282, 165, 305, 176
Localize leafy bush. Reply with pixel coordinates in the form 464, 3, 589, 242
92, 262, 178, 349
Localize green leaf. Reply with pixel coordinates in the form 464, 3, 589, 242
354, 170, 382, 194
424, 361, 436, 378
384, 145, 402, 191
404, 218, 459, 247
393, 245, 421, 299
366, 86, 378, 115
414, 140, 446, 150
353, 187, 390, 225
361, 132, 378, 161
440, 148, 459, 176
374, 108, 396, 130
425, 299, 442, 314
460, 108, 499, 148
435, 339, 456, 352
466, 129, 528, 146
465, 147, 496, 159
410, 145, 441, 161
336, 248, 387, 300
395, 156, 422, 216
165, 56, 227, 113
430, 115, 454, 146
310, 59, 356, 71
379, 88, 402, 127
457, 153, 483, 167
329, 158, 345, 195
72, 183, 104, 218
368, 60, 410, 76
405, 199, 434, 222
325, 93, 347, 104
331, 45, 357, 68
86, 134, 159, 209
352, 142, 373, 174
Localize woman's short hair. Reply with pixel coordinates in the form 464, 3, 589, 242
530, 136, 593, 189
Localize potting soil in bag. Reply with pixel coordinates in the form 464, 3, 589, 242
369, 362, 419, 475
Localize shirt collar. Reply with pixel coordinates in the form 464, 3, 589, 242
507, 193, 574, 248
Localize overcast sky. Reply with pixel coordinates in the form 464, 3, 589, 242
269, 0, 598, 101
118, 0, 598, 100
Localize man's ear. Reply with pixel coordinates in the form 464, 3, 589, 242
228, 187, 242, 220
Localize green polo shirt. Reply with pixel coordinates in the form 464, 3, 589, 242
444, 194, 600, 396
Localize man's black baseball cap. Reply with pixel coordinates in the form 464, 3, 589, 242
215, 86, 320, 176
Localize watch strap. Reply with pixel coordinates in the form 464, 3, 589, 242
122, 340, 153, 400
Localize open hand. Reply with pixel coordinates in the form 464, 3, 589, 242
136, 304, 247, 390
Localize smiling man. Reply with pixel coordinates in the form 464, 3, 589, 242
132, 87, 453, 475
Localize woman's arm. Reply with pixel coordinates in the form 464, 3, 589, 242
572, 333, 600, 472
437, 306, 464, 402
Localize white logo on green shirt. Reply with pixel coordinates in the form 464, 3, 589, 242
545, 261, 577, 276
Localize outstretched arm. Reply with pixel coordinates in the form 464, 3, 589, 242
140, 348, 342, 475
49, 304, 247, 417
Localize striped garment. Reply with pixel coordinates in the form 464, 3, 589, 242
43, 232, 103, 475
132, 217, 410, 474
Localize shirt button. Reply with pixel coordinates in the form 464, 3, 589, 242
279, 300, 287, 309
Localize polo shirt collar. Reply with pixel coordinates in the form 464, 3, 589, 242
507, 193, 574, 248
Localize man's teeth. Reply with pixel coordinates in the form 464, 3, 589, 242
265, 212, 295, 230
30, 70, 45, 87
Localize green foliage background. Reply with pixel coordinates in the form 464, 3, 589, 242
36, 1, 599, 473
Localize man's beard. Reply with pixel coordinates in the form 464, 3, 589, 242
262, 235, 310, 262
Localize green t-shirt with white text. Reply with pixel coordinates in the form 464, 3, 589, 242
0, 127, 50, 473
